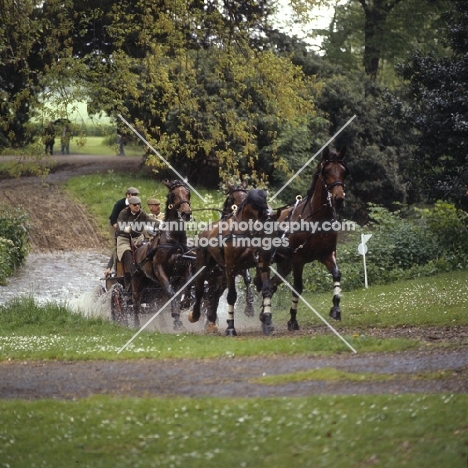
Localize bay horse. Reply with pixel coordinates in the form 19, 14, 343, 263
222, 181, 255, 317
131, 179, 192, 329
188, 189, 275, 336
268, 146, 349, 330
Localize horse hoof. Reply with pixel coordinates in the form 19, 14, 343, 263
226, 328, 237, 337
187, 311, 199, 323
173, 320, 184, 331
260, 313, 274, 336
287, 320, 300, 331
244, 303, 255, 318
206, 322, 219, 334
329, 307, 341, 321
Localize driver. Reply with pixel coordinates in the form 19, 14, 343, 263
115, 196, 151, 292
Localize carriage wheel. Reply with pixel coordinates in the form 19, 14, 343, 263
110, 283, 128, 326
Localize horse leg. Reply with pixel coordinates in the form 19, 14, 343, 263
225, 271, 237, 336
203, 266, 225, 333
154, 264, 183, 330
257, 261, 274, 336
121, 250, 133, 295
323, 253, 342, 321
188, 252, 210, 324
242, 269, 255, 317
288, 260, 304, 331
131, 275, 145, 328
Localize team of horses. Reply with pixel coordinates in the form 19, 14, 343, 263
122, 146, 350, 335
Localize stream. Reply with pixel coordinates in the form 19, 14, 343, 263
1, 251, 259, 334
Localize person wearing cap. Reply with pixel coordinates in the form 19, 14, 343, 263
144, 198, 164, 238
104, 187, 140, 277
147, 198, 164, 221
115, 196, 151, 292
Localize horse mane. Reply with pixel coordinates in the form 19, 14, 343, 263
306, 162, 322, 198
238, 189, 269, 217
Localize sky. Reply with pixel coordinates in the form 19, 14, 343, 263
274, 0, 337, 52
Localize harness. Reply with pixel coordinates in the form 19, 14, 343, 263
291, 160, 348, 254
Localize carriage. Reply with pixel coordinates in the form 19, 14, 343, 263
104, 248, 197, 327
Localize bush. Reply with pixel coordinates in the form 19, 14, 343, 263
301, 202, 468, 292
0, 207, 30, 285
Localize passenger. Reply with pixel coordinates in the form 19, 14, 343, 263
145, 198, 164, 236
115, 196, 151, 292
104, 187, 140, 277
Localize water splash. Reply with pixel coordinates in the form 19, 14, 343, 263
1, 251, 262, 334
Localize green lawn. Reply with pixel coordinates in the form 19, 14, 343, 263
69, 136, 144, 157
1, 268, 467, 361
1, 395, 466, 468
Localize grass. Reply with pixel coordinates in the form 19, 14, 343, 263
1, 265, 467, 361
0, 297, 420, 361
0, 395, 466, 468
273, 269, 468, 330
251, 367, 455, 385
69, 136, 143, 157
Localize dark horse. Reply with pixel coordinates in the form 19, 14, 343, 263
131, 179, 192, 329
268, 147, 349, 329
221, 181, 255, 317
188, 189, 274, 336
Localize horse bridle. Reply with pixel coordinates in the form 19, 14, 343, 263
167, 182, 192, 220
318, 160, 348, 208
227, 187, 248, 214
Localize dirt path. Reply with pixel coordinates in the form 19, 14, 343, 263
1, 347, 467, 399
0, 155, 141, 252
1, 155, 467, 399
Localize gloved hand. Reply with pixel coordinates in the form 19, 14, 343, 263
123, 225, 132, 233
146, 226, 156, 236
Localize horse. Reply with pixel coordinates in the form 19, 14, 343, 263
266, 146, 349, 330
188, 189, 275, 336
131, 179, 193, 329
221, 181, 255, 317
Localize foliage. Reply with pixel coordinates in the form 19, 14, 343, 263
397, 0, 468, 211
317, 0, 448, 82
302, 202, 468, 292
0, 207, 30, 285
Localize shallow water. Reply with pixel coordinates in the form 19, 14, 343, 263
0, 251, 108, 307
1, 251, 262, 334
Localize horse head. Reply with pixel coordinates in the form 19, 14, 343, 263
163, 179, 192, 222
237, 189, 272, 223
318, 147, 349, 211
222, 180, 248, 218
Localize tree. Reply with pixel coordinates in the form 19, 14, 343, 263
398, 0, 468, 210
305, 0, 447, 82
72, 0, 320, 188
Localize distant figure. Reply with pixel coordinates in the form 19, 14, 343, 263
117, 133, 125, 156
61, 124, 71, 155
43, 121, 55, 155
